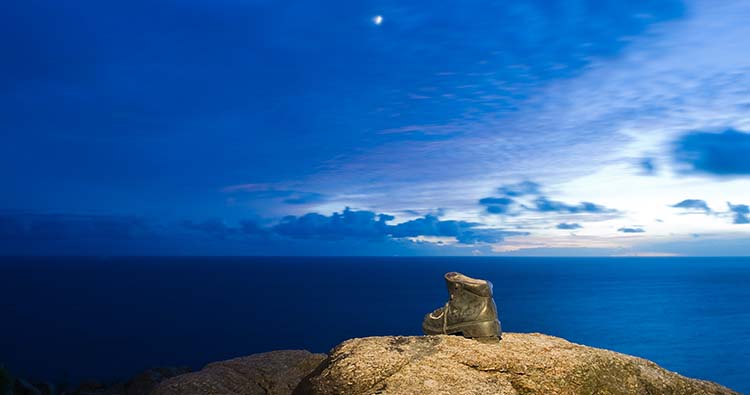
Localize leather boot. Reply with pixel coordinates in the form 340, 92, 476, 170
422, 272, 502, 341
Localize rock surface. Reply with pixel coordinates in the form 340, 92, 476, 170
63, 367, 190, 395
59, 367, 190, 395
13, 379, 41, 395
294, 333, 739, 395
153, 350, 326, 395
121, 367, 192, 395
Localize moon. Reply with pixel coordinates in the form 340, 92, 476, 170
373, 15, 383, 25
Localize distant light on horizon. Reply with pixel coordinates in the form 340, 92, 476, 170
373, 15, 383, 25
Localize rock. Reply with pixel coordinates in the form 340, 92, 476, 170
14, 378, 42, 395
71, 367, 189, 395
97, 382, 126, 395
29, 381, 55, 395
0, 367, 13, 395
75, 380, 104, 394
294, 333, 740, 395
154, 350, 326, 395
120, 367, 190, 395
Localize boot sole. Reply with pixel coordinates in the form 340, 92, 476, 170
423, 319, 502, 341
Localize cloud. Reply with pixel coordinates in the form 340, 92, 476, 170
273, 208, 525, 245
556, 223, 582, 230
390, 215, 527, 244
727, 203, 750, 224
481, 181, 617, 218
673, 129, 750, 176
639, 158, 657, 175
0, 207, 527, 255
390, 215, 470, 239
497, 181, 542, 197
0, 213, 167, 256
222, 184, 325, 205
282, 192, 325, 205
274, 208, 392, 240
181, 219, 238, 239
478, 197, 514, 205
240, 220, 267, 235
0, 213, 149, 240
531, 197, 616, 214
670, 199, 711, 213
618, 227, 645, 233
478, 196, 515, 214
180, 218, 271, 239
455, 229, 528, 244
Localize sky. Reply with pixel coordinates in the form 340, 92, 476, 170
2, 0, 750, 256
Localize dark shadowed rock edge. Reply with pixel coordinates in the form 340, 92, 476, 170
154, 350, 325, 395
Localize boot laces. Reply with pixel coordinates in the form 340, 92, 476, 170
428, 302, 451, 334
442, 301, 449, 334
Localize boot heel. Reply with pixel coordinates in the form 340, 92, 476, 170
460, 320, 501, 340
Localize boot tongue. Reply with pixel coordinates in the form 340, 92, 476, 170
448, 282, 461, 299
444, 272, 463, 296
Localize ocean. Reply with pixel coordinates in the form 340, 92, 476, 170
0, 256, 748, 392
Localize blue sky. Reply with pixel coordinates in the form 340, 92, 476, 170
2, 0, 750, 255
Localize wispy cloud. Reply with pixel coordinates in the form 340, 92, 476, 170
222, 183, 325, 206
307, 2, 750, 226
530, 197, 617, 214
497, 181, 542, 197
479, 181, 619, 222
728, 203, 750, 224
478, 197, 515, 215
557, 223, 582, 230
639, 157, 657, 175
618, 227, 646, 233
670, 199, 711, 213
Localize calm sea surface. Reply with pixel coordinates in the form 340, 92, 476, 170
1, 256, 748, 392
